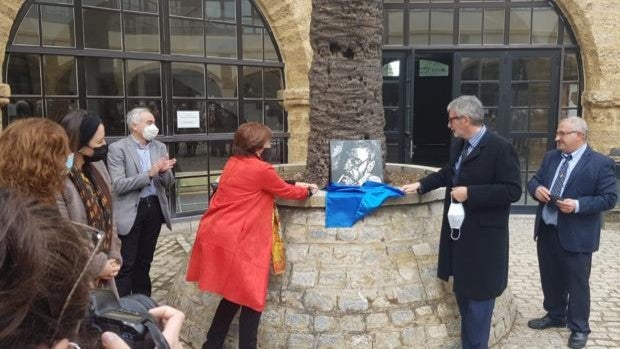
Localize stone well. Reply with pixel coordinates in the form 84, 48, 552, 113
167, 164, 516, 348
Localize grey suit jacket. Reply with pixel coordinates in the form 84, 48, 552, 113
107, 136, 175, 236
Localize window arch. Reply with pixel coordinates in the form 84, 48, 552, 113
4, 0, 286, 215
381, 0, 583, 208
383, 0, 582, 118
5, 0, 284, 132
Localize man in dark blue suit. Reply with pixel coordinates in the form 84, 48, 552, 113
402, 96, 521, 349
527, 116, 617, 349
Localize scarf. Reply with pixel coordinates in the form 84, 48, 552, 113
67, 165, 113, 252
271, 204, 286, 275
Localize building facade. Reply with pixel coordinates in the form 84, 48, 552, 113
0, 0, 618, 216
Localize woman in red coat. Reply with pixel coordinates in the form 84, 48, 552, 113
186, 122, 318, 349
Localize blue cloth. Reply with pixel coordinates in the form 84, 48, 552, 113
325, 181, 405, 228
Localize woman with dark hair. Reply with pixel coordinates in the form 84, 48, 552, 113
0, 188, 186, 349
0, 118, 71, 204
0, 188, 92, 348
186, 122, 318, 349
58, 109, 122, 293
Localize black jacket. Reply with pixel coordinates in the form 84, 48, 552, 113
420, 130, 521, 300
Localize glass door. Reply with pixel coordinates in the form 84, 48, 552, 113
454, 50, 560, 207
382, 51, 411, 163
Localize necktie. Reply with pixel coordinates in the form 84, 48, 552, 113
452, 141, 470, 185
549, 154, 572, 200
543, 154, 573, 226
459, 141, 470, 163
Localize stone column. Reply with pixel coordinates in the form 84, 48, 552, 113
283, 88, 310, 163
555, 0, 620, 155
0, 83, 9, 107
582, 93, 620, 154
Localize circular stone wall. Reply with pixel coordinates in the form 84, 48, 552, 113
167, 164, 516, 348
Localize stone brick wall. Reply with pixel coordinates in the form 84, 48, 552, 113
164, 164, 518, 348
166, 186, 517, 348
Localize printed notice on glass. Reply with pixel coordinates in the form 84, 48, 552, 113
177, 111, 200, 128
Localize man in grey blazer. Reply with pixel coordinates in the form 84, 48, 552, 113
108, 107, 176, 297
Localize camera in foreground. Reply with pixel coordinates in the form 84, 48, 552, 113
87, 289, 170, 349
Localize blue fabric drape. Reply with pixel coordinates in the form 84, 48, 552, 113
325, 182, 405, 228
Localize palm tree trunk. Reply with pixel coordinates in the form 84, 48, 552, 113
304, 0, 385, 187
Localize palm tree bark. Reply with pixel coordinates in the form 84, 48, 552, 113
304, 0, 385, 187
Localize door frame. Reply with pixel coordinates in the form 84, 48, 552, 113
452, 49, 562, 212
382, 49, 412, 163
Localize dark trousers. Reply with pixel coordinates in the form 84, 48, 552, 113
537, 222, 592, 333
455, 294, 495, 349
203, 298, 262, 349
115, 196, 163, 297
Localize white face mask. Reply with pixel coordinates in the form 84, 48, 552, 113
65, 153, 74, 170
447, 201, 465, 240
143, 124, 159, 141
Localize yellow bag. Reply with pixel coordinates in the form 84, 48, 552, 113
271, 205, 286, 275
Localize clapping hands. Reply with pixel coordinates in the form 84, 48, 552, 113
148, 156, 177, 177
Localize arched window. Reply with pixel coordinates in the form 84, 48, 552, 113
382, 0, 582, 208
5, 0, 286, 216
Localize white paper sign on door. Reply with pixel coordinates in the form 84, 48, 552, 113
177, 111, 200, 128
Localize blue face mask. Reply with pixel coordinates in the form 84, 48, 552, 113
66, 153, 74, 170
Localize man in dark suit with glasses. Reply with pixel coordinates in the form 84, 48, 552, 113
527, 116, 617, 349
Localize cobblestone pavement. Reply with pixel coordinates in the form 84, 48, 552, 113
494, 216, 620, 349
150, 215, 620, 348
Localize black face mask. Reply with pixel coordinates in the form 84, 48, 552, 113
84, 144, 108, 163
260, 148, 273, 162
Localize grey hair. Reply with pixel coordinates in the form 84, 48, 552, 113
560, 116, 588, 139
447, 95, 485, 125
126, 107, 151, 128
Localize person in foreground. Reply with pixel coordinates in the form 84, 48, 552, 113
108, 107, 176, 297
526, 116, 617, 349
58, 110, 122, 293
401, 95, 521, 349
186, 122, 318, 349
0, 188, 185, 349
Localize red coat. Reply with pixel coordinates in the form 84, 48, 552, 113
186, 155, 309, 311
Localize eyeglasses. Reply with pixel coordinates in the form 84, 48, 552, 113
346, 157, 370, 168
53, 222, 104, 340
555, 130, 580, 137
448, 115, 462, 123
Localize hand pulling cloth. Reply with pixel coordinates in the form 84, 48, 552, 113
325, 181, 405, 228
